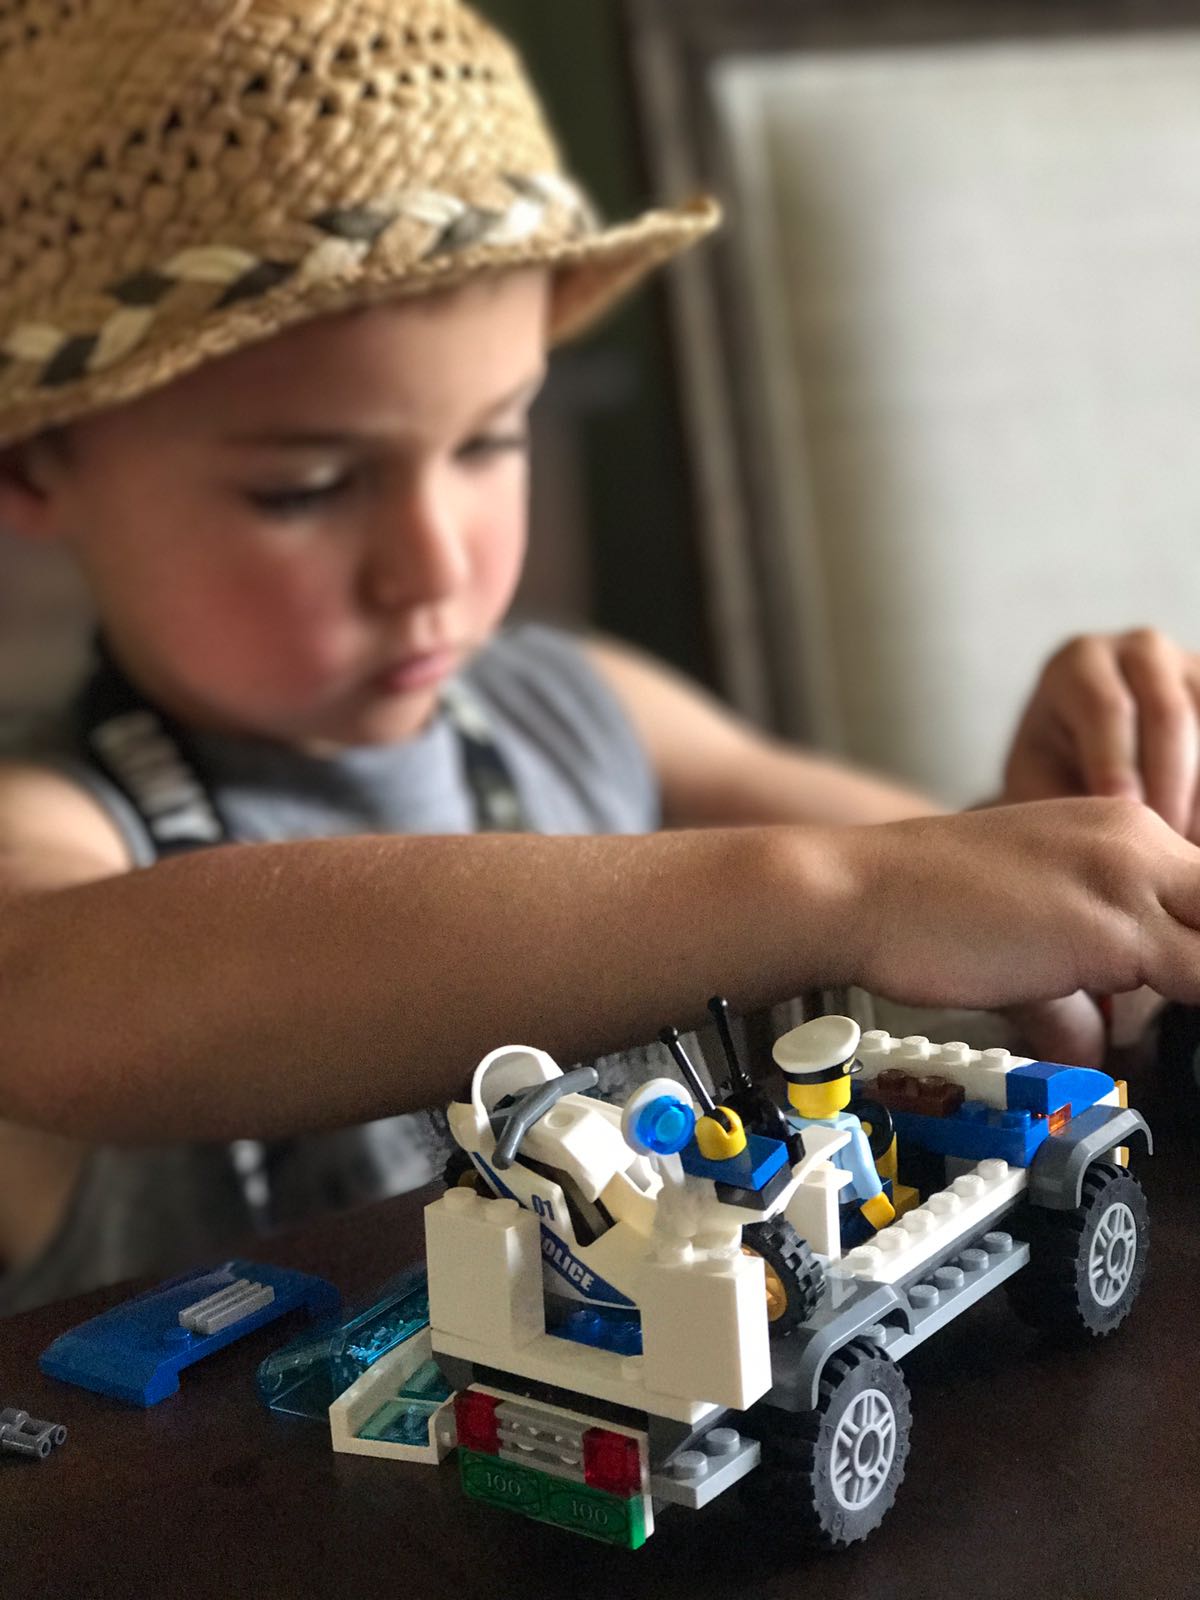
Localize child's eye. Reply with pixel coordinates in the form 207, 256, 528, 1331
244, 478, 353, 517
455, 432, 529, 465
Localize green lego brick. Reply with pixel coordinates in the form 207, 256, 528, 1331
459, 1449, 647, 1548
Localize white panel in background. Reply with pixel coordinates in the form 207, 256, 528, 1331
715, 35, 1200, 804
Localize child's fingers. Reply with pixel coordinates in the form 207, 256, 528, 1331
1005, 992, 1106, 1068
1045, 635, 1142, 802
1115, 629, 1199, 836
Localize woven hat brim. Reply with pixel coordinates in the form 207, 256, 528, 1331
0, 197, 719, 449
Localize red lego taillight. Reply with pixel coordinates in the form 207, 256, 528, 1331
454, 1390, 501, 1454
582, 1427, 642, 1497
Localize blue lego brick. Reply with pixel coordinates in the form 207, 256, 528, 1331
1005, 1061, 1115, 1118
679, 1132, 789, 1190
40, 1260, 340, 1406
548, 1305, 643, 1357
891, 1102, 1050, 1166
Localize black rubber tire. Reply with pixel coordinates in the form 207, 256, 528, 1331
740, 1218, 825, 1337
850, 1096, 895, 1162
1007, 1161, 1149, 1339
747, 1341, 912, 1548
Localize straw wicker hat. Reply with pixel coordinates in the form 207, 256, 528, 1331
0, 0, 719, 448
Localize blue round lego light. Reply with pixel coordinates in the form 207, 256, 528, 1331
633, 1095, 694, 1155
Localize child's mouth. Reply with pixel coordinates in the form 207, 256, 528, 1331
371, 647, 460, 695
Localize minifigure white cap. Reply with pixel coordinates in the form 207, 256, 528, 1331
772, 1015, 862, 1083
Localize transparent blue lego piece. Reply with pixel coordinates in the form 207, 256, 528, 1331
256, 1263, 429, 1419
632, 1094, 695, 1155
40, 1260, 340, 1407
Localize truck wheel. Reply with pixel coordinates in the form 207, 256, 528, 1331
1007, 1161, 1148, 1339
748, 1341, 911, 1547
741, 1219, 825, 1336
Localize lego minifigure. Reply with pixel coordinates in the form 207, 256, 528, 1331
773, 1016, 896, 1244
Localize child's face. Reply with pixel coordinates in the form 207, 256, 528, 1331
24, 269, 548, 748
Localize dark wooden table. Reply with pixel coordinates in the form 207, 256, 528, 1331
4, 1122, 1198, 1600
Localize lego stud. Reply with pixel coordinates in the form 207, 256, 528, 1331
901, 1036, 932, 1060
933, 1265, 965, 1291
670, 1449, 709, 1482
982, 1231, 1014, 1255
940, 1042, 970, 1065
958, 1248, 989, 1273
910, 1284, 939, 1308
705, 1428, 741, 1457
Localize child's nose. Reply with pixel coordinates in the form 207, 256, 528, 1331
362, 485, 470, 610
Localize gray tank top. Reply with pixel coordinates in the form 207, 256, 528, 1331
0, 625, 668, 1314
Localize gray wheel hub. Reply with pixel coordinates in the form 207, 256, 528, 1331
1089, 1199, 1138, 1307
830, 1387, 897, 1511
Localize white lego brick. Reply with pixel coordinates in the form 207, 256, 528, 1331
329, 1325, 454, 1465
637, 1248, 772, 1412
425, 1190, 545, 1348
431, 1325, 722, 1426
784, 1163, 847, 1262
521, 1093, 640, 1202
856, 1031, 1036, 1111
829, 1158, 1027, 1285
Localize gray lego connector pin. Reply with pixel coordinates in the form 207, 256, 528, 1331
1, 1407, 68, 1460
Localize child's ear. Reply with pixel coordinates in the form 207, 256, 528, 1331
0, 436, 67, 542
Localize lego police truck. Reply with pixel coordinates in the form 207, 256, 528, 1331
404, 1004, 1150, 1550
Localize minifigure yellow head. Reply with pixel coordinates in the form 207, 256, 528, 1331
787, 1075, 852, 1120
773, 1014, 861, 1122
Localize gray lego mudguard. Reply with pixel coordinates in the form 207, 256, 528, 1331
1026, 1104, 1152, 1211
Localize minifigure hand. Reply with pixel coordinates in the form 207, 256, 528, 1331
695, 1107, 747, 1161
860, 1192, 895, 1231
1001, 630, 1200, 841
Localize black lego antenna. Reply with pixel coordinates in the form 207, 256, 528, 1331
658, 1025, 717, 1117
707, 994, 753, 1099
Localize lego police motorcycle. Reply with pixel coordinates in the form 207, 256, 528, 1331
441, 999, 840, 1349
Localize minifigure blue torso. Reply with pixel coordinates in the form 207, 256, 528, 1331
787, 1110, 883, 1206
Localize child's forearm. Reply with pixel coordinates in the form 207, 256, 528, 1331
0, 828, 858, 1141
5, 797, 1200, 1143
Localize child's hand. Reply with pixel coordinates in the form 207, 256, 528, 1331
1002, 630, 1200, 838
845, 797, 1200, 1017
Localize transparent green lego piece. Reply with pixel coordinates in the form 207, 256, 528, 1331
358, 1395, 442, 1446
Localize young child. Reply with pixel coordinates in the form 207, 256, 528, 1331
2, 0, 1200, 1313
